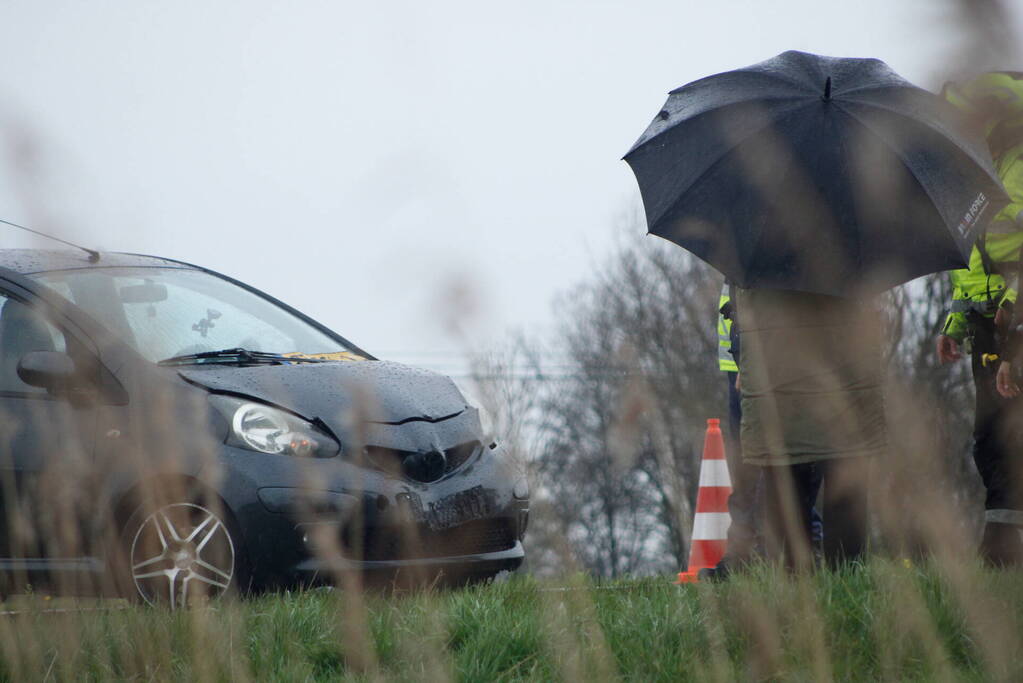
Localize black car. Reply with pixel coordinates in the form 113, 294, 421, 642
0, 249, 527, 605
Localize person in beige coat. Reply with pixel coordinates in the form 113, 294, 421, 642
735, 287, 886, 569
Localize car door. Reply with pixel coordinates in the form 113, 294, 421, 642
0, 286, 98, 561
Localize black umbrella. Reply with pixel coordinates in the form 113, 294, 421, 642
624, 50, 1009, 296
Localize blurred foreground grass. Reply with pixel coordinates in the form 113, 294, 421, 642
0, 559, 1021, 681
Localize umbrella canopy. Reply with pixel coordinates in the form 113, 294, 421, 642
624, 50, 1010, 296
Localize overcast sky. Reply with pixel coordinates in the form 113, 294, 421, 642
1, 1, 1020, 373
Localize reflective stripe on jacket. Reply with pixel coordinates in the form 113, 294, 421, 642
718, 287, 738, 372
944, 142, 1023, 342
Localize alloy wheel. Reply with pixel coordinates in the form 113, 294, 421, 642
129, 502, 235, 608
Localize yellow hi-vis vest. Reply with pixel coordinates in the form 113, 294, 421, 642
943, 142, 1023, 342
718, 285, 737, 372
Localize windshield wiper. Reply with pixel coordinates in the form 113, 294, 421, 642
158, 348, 328, 367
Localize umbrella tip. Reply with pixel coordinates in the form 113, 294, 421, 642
822, 76, 832, 102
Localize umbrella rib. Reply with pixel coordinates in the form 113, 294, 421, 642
668, 68, 811, 97
837, 101, 971, 233
827, 105, 865, 275
629, 67, 820, 157
642, 100, 814, 228
837, 89, 1001, 181
835, 102, 980, 274
626, 96, 800, 160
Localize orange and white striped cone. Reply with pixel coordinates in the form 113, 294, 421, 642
676, 418, 732, 583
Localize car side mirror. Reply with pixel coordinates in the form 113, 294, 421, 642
17, 351, 78, 390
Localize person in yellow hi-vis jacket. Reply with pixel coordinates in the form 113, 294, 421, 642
938, 72, 1023, 566
704, 283, 761, 578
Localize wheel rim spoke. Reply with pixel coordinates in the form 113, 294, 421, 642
152, 517, 168, 550
194, 557, 232, 582
133, 553, 168, 572
160, 512, 182, 542
167, 570, 177, 608
134, 569, 174, 581
189, 571, 229, 590
194, 520, 222, 553
185, 514, 216, 543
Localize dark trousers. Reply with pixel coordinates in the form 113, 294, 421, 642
762, 458, 869, 570
970, 349, 1023, 564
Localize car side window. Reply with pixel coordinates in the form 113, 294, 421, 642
0, 293, 68, 394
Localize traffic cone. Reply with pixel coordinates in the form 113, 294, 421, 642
676, 418, 732, 583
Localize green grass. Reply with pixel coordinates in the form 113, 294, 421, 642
0, 559, 1021, 681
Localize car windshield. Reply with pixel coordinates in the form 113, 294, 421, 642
30, 266, 361, 364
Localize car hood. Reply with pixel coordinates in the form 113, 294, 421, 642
177, 360, 469, 427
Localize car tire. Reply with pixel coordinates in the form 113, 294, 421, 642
118, 493, 250, 608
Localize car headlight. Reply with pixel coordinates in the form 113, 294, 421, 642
209, 395, 340, 458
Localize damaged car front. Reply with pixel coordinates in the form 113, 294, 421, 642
176, 359, 530, 589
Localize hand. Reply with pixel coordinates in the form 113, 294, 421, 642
997, 361, 1020, 398
734, 372, 742, 392
996, 306, 1011, 333
937, 335, 962, 364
